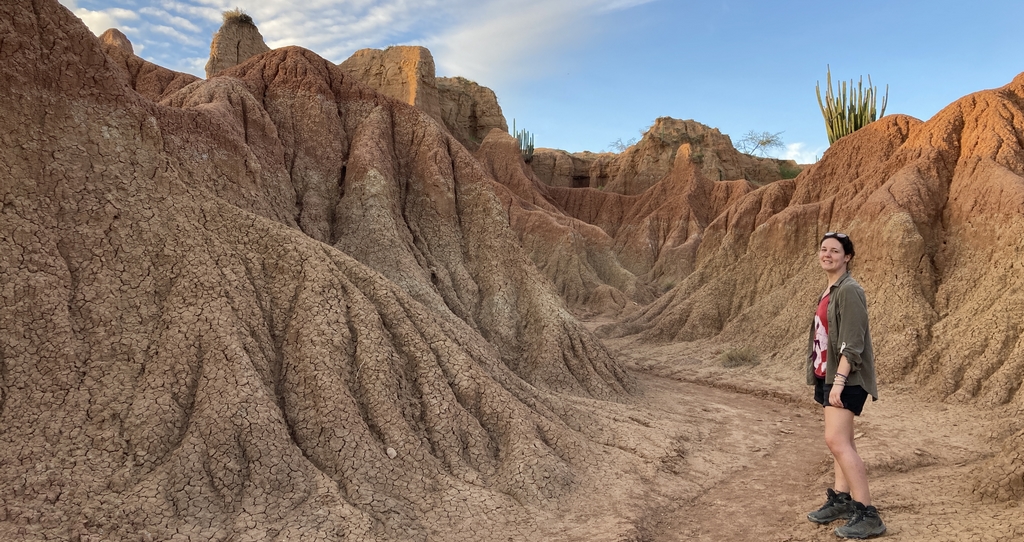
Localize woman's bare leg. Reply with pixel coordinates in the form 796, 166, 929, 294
824, 406, 870, 505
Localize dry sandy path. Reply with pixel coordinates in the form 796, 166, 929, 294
631, 374, 826, 541
603, 341, 1024, 542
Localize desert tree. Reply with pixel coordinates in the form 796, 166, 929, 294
607, 137, 638, 152
736, 130, 784, 157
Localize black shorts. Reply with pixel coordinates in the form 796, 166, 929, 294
814, 377, 868, 416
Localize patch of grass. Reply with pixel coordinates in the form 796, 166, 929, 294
720, 346, 760, 368
223, 8, 254, 25
779, 162, 803, 179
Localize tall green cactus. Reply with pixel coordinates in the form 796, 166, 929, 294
512, 119, 534, 163
816, 66, 888, 145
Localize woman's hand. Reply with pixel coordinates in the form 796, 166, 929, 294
830, 355, 852, 408
829, 382, 845, 407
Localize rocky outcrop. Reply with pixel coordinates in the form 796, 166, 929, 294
473, 128, 767, 314
474, 131, 654, 315
98, 28, 200, 102
529, 149, 616, 189
531, 118, 800, 192
205, 9, 270, 78
437, 76, 508, 151
338, 46, 444, 126
338, 47, 508, 152
98, 27, 132, 53
541, 145, 756, 288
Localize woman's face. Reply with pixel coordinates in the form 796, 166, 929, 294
819, 238, 851, 274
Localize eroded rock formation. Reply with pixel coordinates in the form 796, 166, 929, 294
338, 46, 444, 126
4, 8, 1024, 542
529, 149, 617, 189
531, 117, 800, 191
474, 131, 655, 315
437, 76, 508, 151
205, 9, 271, 78
0, 2, 634, 540
98, 29, 200, 102
338, 46, 508, 151
484, 130, 761, 314
98, 27, 132, 53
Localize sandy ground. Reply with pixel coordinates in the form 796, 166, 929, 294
551, 328, 1024, 542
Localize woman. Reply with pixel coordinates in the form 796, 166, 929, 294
805, 232, 885, 539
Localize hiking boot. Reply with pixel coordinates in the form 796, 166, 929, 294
834, 501, 886, 539
807, 488, 854, 524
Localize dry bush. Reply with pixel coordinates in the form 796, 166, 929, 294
720, 346, 760, 368
222, 8, 254, 25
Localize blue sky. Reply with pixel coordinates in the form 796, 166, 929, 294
61, 0, 1024, 162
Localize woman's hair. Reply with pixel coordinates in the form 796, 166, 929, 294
821, 232, 855, 258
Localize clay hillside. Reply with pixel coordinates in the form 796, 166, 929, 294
2, 1, 1024, 541
0, 3, 640, 541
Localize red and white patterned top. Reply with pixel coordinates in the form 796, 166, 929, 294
813, 293, 829, 378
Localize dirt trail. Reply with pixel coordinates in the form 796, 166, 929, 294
594, 332, 1024, 542
634, 375, 823, 541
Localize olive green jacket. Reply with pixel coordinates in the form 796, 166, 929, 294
806, 272, 878, 401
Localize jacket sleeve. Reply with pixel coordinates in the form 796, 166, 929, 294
835, 283, 869, 372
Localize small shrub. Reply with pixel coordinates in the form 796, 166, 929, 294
223, 8, 254, 25
720, 346, 760, 368
779, 162, 802, 179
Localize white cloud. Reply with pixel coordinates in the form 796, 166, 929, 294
426, 4, 574, 83
139, 7, 203, 33
160, 1, 224, 24
150, 24, 202, 46
427, 0, 658, 85
57, 0, 661, 83
146, 0, 660, 83
59, 0, 141, 35
182, 56, 208, 74
253, 0, 447, 58
780, 142, 824, 164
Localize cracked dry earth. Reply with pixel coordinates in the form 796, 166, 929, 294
603, 334, 1024, 542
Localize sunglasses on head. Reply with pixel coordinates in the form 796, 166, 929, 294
824, 232, 848, 239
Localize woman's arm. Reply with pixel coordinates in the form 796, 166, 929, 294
835, 283, 869, 372
829, 355, 853, 407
